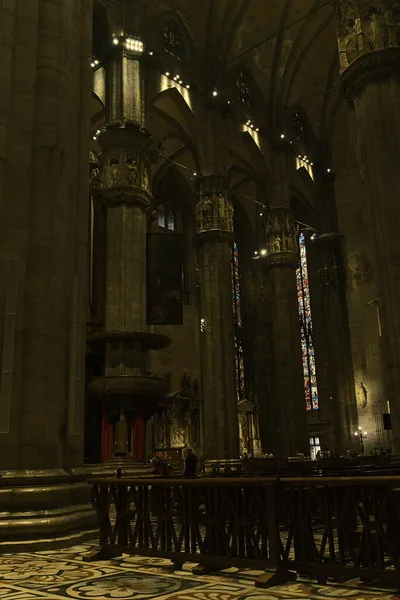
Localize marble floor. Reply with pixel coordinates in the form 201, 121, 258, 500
0, 542, 398, 600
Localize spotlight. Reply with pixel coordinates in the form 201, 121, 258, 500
327, 168, 331, 173
186, 84, 190, 89
280, 133, 285, 139
259, 213, 263, 216
311, 233, 317, 241
254, 251, 258, 255
212, 89, 218, 97
260, 248, 267, 256
255, 128, 259, 132
148, 51, 153, 56
165, 72, 170, 76
112, 37, 119, 45
227, 100, 231, 104
179, 80, 183, 84
193, 172, 197, 176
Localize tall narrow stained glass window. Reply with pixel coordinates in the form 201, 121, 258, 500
236, 71, 253, 106
163, 21, 183, 59
231, 242, 245, 401
296, 232, 319, 410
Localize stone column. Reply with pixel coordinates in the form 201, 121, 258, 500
89, 35, 170, 461
196, 175, 239, 459
265, 147, 309, 457
0, 0, 95, 549
337, 1, 400, 451
247, 260, 271, 453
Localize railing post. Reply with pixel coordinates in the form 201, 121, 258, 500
256, 479, 297, 588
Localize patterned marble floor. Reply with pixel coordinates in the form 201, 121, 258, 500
0, 542, 398, 600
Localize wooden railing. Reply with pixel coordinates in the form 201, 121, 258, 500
89, 476, 400, 587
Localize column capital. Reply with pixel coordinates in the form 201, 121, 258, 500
336, 0, 400, 97
265, 207, 298, 268
98, 121, 152, 210
195, 174, 234, 238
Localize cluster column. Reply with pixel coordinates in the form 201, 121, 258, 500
0, 0, 95, 548
337, 1, 400, 451
196, 175, 239, 459
265, 147, 309, 457
89, 36, 170, 461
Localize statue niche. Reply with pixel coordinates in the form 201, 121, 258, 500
196, 193, 233, 234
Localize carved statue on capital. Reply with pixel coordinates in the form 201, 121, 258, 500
265, 208, 297, 256
336, 0, 400, 73
196, 177, 234, 234
98, 121, 152, 208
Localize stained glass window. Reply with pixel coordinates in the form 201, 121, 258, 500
158, 204, 165, 229
231, 242, 242, 328
231, 242, 245, 401
293, 112, 306, 142
163, 21, 183, 60
157, 204, 176, 231
296, 231, 319, 410
236, 72, 253, 106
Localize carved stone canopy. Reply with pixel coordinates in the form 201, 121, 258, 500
237, 399, 254, 413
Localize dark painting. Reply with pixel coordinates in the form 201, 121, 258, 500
146, 233, 183, 325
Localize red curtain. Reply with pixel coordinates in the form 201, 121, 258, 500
132, 412, 145, 462
101, 403, 113, 462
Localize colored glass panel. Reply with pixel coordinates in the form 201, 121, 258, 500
231, 242, 245, 401
236, 72, 253, 106
296, 232, 319, 410
163, 22, 183, 59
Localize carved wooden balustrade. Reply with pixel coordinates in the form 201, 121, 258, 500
89, 476, 400, 587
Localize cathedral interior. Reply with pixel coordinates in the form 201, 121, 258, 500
1, 0, 400, 596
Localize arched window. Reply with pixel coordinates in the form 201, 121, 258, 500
151, 180, 188, 301
292, 112, 314, 179
231, 242, 245, 401
292, 112, 306, 142
236, 71, 253, 106
157, 203, 176, 232
163, 21, 183, 59
296, 231, 319, 411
